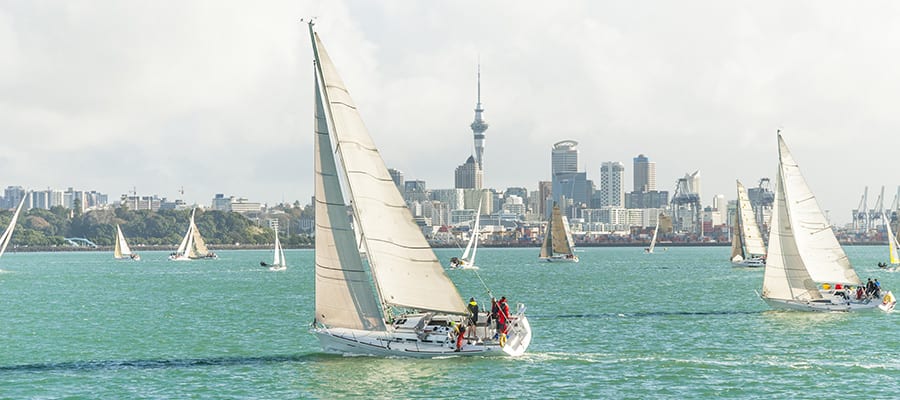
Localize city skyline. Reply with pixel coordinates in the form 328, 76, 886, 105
3, 1, 900, 225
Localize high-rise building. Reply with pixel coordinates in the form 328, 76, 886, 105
388, 168, 404, 191
600, 161, 625, 207
454, 156, 483, 190
470, 64, 489, 172
633, 154, 656, 192
551, 140, 579, 175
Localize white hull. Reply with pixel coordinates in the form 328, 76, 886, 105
313, 311, 531, 358
761, 293, 881, 312
268, 264, 286, 271
540, 255, 579, 263
732, 257, 765, 268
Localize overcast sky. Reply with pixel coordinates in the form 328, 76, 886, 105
3, 1, 900, 225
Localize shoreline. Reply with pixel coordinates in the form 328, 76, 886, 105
4, 241, 886, 253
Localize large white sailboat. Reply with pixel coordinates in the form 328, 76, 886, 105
731, 180, 766, 267
449, 203, 482, 270
308, 24, 531, 357
169, 209, 217, 261
114, 224, 140, 261
539, 204, 579, 263
0, 195, 27, 265
760, 133, 883, 311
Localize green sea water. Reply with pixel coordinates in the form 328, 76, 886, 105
0, 247, 897, 399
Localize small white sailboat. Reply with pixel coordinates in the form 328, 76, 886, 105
450, 203, 481, 270
760, 133, 884, 311
265, 230, 287, 271
731, 180, 766, 267
114, 224, 140, 261
881, 212, 899, 269
308, 23, 531, 357
539, 204, 579, 263
0, 195, 27, 265
645, 217, 660, 254
169, 209, 217, 261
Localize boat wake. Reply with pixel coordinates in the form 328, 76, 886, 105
531, 310, 765, 319
0, 353, 317, 373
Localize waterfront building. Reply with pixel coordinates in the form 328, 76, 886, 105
388, 168, 404, 191
454, 156, 483, 190
600, 161, 625, 207
633, 154, 656, 192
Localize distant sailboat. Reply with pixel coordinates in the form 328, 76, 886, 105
539, 204, 579, 263
114, 224, 140, 261
731, 180, 766, 267
450, 203, 482, 270
882, 213, 899, 268
0, 195, 27, 264
169, 209, 217, 261
645, 216, 660, 254
308, 23, 531, 357
265, 230, 287, 271
760, 133, 883, 311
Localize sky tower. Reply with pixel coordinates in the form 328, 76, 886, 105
470, 64, 489, 171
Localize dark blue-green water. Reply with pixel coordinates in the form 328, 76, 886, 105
0, 247, 897, 398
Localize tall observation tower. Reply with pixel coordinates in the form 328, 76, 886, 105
470, 64, 489, 171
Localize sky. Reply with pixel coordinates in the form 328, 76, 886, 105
2, 1, 900, 225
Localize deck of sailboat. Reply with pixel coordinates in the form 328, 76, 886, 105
313, 311, 531, 358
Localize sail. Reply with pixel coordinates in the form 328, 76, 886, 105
560, 215, 576, 254
114, 224, 133, 258
175, 211, 194, 256
736, 180, 766, 257
312, 31, 467, 316
776, 135, 858, 285
539, 210, 553, 258
649, 218, 659, 253
273, 230, 285, 266
885, 213, 900, 264
189, 216, 210, 257
549, 206, 573, 255
0, 195, 26, 259
730, 212, 743, 261
461, 203, 482, 262
762, 153, 821, 301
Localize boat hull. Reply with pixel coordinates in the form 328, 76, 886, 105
762, 297, 880, 312
540, 255, 579, 263
732, 257, 765, 268
313, 311, 531, 358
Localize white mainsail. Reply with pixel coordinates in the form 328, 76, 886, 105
171, 209, 213, 260
762, 134, 860, 302
0, 195, 27, 259
114, 224, 135, 259
312, 29, 467, 331
732, 180, 767, 262
272, 230, 286, 268
460, 203, 483, 265
884, 213, 900, 265
648, 217, 660, 253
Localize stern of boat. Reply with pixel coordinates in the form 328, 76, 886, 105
501, 303, 533, 357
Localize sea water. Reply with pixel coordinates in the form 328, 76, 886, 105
0, 247, 897, 398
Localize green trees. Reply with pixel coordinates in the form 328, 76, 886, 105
1, 207, 313, 248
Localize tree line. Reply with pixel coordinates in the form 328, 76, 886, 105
1, 204, 314, 248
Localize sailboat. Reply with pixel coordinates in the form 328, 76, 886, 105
760, 133, 884, 311
0, 195, 27, 265
882, 213, 899, 269
645, 216, 660, 254
539, 204, 579, 263
264, 230, 287, 271
731, 180, 766, 267
449, 204, 482, 270
169, 209, 217, 261
308, 24, 531, 357
113, 224, 140, 261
